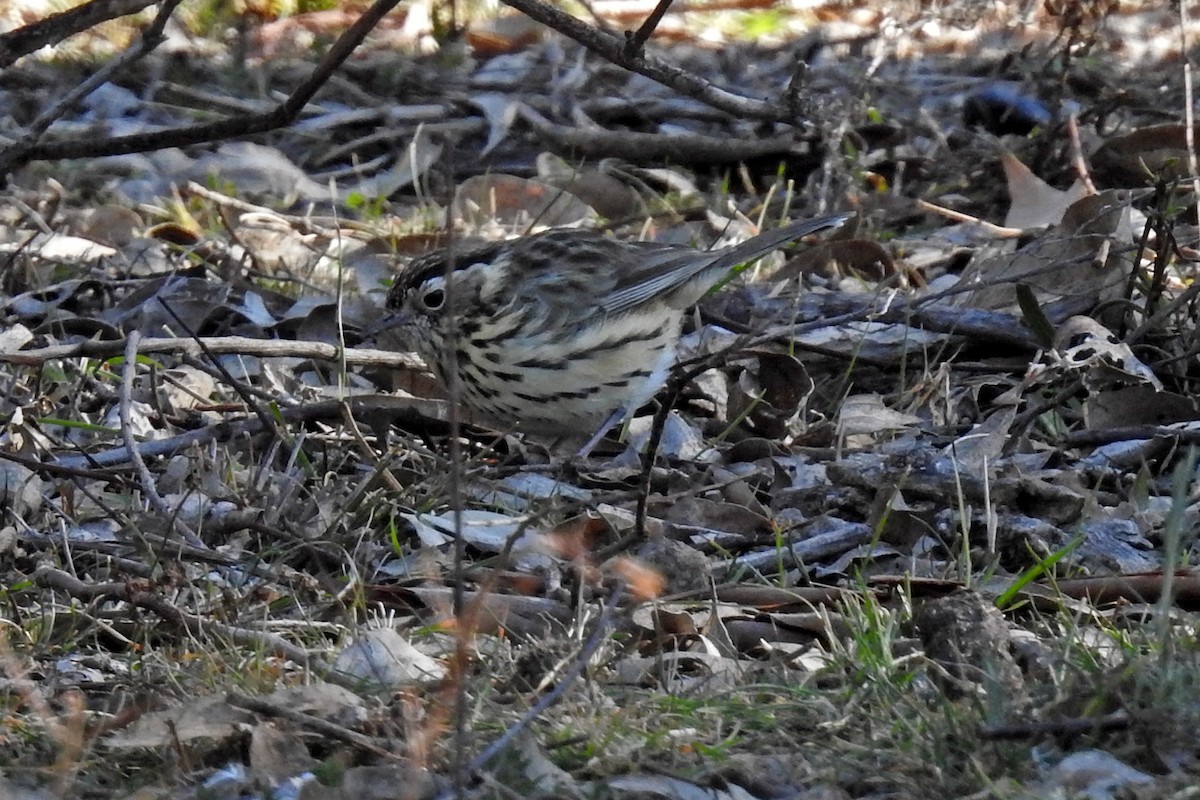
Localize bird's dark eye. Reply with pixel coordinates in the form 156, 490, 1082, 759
421, 287, 445, 310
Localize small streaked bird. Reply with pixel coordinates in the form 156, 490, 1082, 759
381, 214, 850, 453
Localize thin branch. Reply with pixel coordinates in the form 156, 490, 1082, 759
623, 0, 675, 57
228, 693, 402, 760
444, 585, 624, 794
49, 395, 448, 470
0, 0, 157, 69
0, 0, 185, 179
119, 331, 206, 548
500, 0, 788, 121
0, 336, 422, 370
7, 0, 403, 169
33, 566, 316, 666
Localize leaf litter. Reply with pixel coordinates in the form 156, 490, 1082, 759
3, 1, 1200, 798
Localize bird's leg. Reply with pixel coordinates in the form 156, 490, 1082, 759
576, 407, 627, 458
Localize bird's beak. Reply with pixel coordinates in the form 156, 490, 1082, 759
361, 309, 410, 342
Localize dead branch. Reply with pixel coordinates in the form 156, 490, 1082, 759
500, 0, 792, 121
0, 0, 158, 69
1, 0, 403, 173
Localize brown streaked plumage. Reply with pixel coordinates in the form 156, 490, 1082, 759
383, 214, 850, 450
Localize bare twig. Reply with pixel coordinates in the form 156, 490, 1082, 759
7, 0, 404, 169
0, 336, 422, 371
440, 585, 624, 796
1064, 112, 1098, 195
623, 0, 675, 57
500, 0, 788, 121
18, 526, 312, 584
913, 199, 1024, 237
0, 0, 157, 69
33, 566, 317, 666
228, 693, 402, 760
156, 299, 282, 445
50, 395, 447, 469
119, 331, 205, 548
0, 0, 185, 179
1181, 0, 1200, 228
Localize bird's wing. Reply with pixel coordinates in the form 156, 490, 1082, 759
597, 214, 851, 316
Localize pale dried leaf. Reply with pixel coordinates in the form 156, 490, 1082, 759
1001, 152, 1089, 230
452, 174, 595, 232
331, 627, 446, 687
837, 393, 922, 437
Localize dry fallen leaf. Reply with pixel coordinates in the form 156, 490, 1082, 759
957, 189, 1134, 311
1001, 151, 1089, 230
